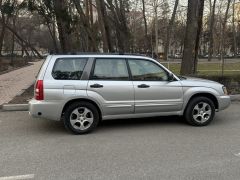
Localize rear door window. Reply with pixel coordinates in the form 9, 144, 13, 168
52, 58, 87, 80
92, 58, 129, 80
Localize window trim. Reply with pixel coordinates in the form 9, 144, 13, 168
51, 57, 88, 80
89, 58, 131, 81
127, 58, 170, 81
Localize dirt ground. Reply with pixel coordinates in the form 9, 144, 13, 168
8, 84, 34, 104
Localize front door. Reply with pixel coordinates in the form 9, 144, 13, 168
87, 58, 134, 116
128, 59, 183, 114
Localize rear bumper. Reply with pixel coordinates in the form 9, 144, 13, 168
29, 99, 63, 121
217, 95, 231, 111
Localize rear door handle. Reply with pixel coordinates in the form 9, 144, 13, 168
90, 84, 103, 88
138, 84, 150, 88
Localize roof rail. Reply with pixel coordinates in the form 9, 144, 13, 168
50, 52, 145, 56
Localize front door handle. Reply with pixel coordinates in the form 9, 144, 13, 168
90, 84, 104, 88
138, 84, 150, 88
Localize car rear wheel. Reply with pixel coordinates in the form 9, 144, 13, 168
184, 96, 215, 126
63, 102, 100, 134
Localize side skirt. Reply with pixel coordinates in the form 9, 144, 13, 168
102, 111, 183, 120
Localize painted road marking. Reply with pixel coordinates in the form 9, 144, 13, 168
0, 174, 34, 180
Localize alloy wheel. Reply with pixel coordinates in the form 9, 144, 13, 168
192, 102, 212, 123
70, 107, 94, 130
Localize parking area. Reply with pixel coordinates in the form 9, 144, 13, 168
0, 102, 240, 179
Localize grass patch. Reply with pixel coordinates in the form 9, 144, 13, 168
161, 62, 240, 76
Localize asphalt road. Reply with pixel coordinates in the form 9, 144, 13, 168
0, 102, 240, 180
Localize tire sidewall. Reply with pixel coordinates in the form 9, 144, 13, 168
185, 97, 215, 126
64, 102, 99, 134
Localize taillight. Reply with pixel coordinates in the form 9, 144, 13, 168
35, 80, 44, 100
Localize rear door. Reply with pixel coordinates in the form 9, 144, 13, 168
128, 59, 183, 114
87, 58, 134, 116
44, 57, 89, 101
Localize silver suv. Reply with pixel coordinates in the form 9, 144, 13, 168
29, 54, 231, 134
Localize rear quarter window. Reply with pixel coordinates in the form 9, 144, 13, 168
52, 58, 87, 80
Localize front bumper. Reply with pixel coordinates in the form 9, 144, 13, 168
217, 95, 231, 111
29, 99, 63, 121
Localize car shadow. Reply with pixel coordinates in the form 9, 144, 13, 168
33, 119, 66, 134
34, 116, 186, 135
98, 116, 186, 130
35, 114, 226, 135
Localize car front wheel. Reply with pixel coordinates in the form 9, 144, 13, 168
184, 96, 215, 126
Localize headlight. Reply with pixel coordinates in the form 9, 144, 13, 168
222, 86, 228, 95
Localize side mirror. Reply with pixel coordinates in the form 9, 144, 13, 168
168, 73, 175, 81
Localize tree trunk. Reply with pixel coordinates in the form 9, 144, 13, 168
154, 0, 158, 59
89, 0, 94, 26
96, 0, 113, 52
10, 14, 17, 66
85, 0, 90, 23
10, 33, 15, 65
0, 22, 5, 56
220, 0, 231, 76
164, 0, 179, 61
53, 0, 72, 53
142, 0, 148, 53
15, 38, 30, 57
0, 16, 9, 56
208, 0, 217, 61
88, 0, 95, 51
38, 10, 59, 53
0, 0, 4, 56
180, 0, 205, 75
46, 22, 59, 53
232, 0, 237, 55
193, 0, 205, 74
209, 0, 212, 16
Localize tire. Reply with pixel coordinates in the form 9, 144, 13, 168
184, 96, 215, 126
63, 102, 100, 134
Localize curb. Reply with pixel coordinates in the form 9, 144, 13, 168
230, 95, 240, 101
2, 104, 28, 111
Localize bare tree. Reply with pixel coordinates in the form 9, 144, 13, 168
2, 21, 42, 58
164, 0, 179, 61
27, 0, 60, 53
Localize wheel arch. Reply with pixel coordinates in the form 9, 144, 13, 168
184, 93, 219, 113
61, 98, 102, 120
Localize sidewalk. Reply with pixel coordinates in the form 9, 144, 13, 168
0, 61, 43, 105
